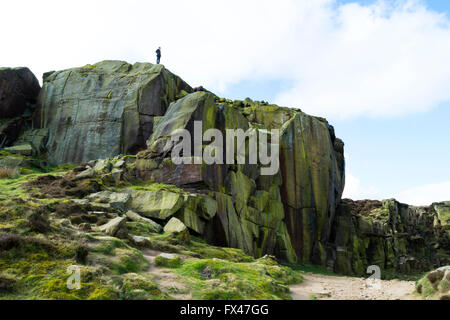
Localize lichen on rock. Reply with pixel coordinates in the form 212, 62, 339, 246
32, 61, 192, 164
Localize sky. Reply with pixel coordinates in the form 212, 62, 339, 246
1, 0, 449, 205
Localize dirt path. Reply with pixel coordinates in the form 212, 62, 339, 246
141, 249, 419, 300
290, 273, 419, 300
141, 249, 192, 300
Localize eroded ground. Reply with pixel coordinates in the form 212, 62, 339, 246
290, 273, 419, 300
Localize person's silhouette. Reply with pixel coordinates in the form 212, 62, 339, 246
156, 47, 161, 64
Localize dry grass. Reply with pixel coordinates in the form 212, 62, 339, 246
0, 167, 20, 179
0, 233, 54, 251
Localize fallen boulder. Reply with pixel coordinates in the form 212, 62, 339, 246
0, 67, 40, 119
131, 190, 184, 219
95, 217, 127, 237
86, 191, 131, 212
126, 210, 162, 233
164, 217, 190, 244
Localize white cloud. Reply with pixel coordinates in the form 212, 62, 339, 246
396, 181, 450, 206
276, 0, 450, 120
344, 174, 450, 205
342, 173, 381, 199
1, 0, 450, 120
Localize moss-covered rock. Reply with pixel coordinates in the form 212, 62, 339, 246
32, 61, 192, 164
164, 217, 190, 244
416, 266, 450, 300
329, 199, 450, 275
86, 191, 131, 212
126, 210, 162, 233
154, 253, 181, 268
3, 143, 34, 157
434, 202, 450, 232
175, 257, 302, 300
95, 217, 127, 237
131, 190, 184, 219
134, 90, 343, 265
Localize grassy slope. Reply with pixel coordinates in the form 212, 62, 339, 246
0, 153, 428, 300
0, 161, 303, 300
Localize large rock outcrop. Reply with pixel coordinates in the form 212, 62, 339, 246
329, 199, 450, 275
0, 67, 40, 148
135, 91, 345, 263
7, 60, 446, 275
32, 60, 192, 164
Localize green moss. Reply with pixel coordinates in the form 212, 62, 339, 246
154, 255, 181, 268
114, 248, 148, 274
46, 163, 77, 172
81, 64, 96, 70
118, 273, 167, 300
39, 272, 118, 300
438, 279, 450, 292
0, 170, 67, 201
122, 182, 184, 194
89, 236, 129, 255
415, 269, 450, 300
416, 275, 437, 300
126, 221, 160, 237
175, 257, 302, 300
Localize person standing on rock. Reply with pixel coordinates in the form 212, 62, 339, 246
156, 47, 161, 64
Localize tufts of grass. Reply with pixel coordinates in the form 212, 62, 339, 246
154, 255, 181, 268
116, 273, 168, 300
0, 234, 118, 300
415, 269, 450, 300
0, 233, 54, 252
88, 236, 149, 275
45, 163, 77, 172
174, 257, 303, 300
89, 236, 129, 256
126, 221, 160, 237
0, 170, 66, 200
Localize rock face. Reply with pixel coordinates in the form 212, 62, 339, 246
329, 199, 450, 275
135, 91, 345, 263
0, 67, 40, 148
434, 202, 450, 232
32, 61, 191, 164
4, 60, 446, 275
